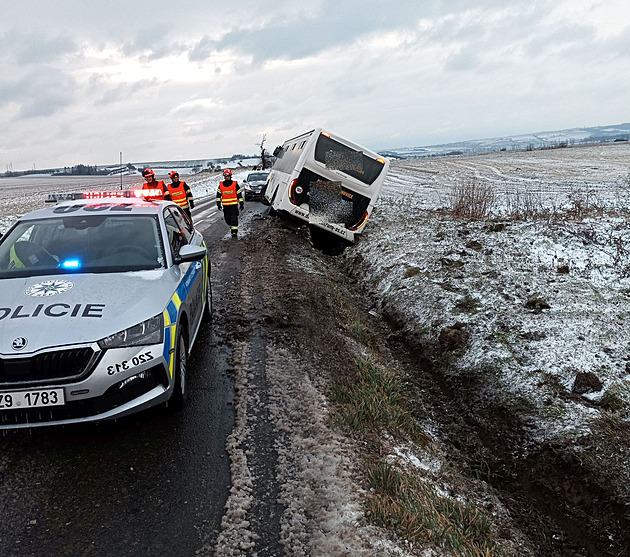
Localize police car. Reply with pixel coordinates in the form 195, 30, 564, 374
0, 190, 211, 429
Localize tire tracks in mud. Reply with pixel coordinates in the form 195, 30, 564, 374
214, 215, 381, 556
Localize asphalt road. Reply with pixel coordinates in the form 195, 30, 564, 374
0, 199, 245, 557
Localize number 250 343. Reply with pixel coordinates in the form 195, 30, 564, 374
107, 351, 154, 375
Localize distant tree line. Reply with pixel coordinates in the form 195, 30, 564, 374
52, 164, 109, 176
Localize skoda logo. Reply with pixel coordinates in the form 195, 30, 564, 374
12, 337, 28, 351
25, 279, 74, 297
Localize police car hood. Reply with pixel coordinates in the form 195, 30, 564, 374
0, 270, 178, 354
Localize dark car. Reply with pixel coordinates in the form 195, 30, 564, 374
242, 171, 270, 201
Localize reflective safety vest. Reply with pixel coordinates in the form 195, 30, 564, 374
142, 180, 170, 201
9, 244, 25, 269
218, 181, 239, 205
169, 181, 189, 208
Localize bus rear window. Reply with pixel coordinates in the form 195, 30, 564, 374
314, 135, 384, 185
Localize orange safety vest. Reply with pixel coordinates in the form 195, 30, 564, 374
142, 180, 169, 200
169, 181, 189, 208
219, 181, 239, 205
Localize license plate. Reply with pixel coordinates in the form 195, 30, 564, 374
0, 388, 65, 409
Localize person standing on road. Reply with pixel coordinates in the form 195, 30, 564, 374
141, 168, 172, 201
216, 169, 244, 237
168, 171, 195, 221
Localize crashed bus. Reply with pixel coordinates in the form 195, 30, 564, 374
261, 128, 390, 245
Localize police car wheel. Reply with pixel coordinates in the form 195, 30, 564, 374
202, 280, 213, 322
169, 330, 188, 410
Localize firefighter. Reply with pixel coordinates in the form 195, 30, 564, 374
216, 169, 244, 237
168, 171, 194, 221
141, 168, 172, 201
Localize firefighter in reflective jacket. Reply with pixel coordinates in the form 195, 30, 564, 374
141, 168, 172, 201
216, 169, 244, 237
168, 171, 194, 221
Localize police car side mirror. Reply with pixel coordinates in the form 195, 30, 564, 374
176, 244, 207, 264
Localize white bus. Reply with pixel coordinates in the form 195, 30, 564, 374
262, 128, 390, 243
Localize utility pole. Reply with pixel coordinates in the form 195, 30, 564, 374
120, 152, 123, 189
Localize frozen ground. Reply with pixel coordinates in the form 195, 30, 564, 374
334, 142, 630, 554
356, 142, 630, 443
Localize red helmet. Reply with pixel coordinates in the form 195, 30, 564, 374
223, 169, 232, 177
142, 168, 155, 177
169, 171, 179, 179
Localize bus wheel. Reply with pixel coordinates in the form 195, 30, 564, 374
260, 184, 270, 206
309, 226, 349, 255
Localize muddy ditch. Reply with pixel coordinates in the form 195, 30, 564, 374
238, 210, 630, 556
352, 278, 630, 557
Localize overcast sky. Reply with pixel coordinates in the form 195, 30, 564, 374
1, 0, 629, 170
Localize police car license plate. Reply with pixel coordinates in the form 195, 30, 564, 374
0, 388, 65, 409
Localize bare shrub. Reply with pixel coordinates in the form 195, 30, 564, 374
448, 179, 495, 220
567, 185, 600, 219
503, 187, 562, 222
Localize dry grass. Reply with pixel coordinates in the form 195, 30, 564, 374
366, 461, 502, 557
448, 179, 496, 220
330, 358, 423, 440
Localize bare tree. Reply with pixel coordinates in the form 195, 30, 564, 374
256, 134, 269, 170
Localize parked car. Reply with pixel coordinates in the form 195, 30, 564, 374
0, 190, 211, 429
242, 171, 270, 201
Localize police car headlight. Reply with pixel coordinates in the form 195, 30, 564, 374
98, 314, 164, 349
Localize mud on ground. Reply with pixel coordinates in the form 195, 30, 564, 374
229, 211, 630, 556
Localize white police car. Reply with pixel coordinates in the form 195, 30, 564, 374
0, 190, 211, 429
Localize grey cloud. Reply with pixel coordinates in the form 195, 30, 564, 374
0, 30, 76, 65
94, 82, 144, 106
121, 24, 186, 61
2, 68, 76, 119
444, 49, 479, 71
188, 3, 436, 64
188, 0, 533, 66
189, 36, 217, 63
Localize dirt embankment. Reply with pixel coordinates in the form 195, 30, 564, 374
237, 210, 630, 556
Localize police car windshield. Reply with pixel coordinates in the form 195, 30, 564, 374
0, 215, 164, 277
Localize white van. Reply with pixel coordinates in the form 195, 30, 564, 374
262, 128, 390, 243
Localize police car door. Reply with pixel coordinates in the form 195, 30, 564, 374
163, 207, 205, 333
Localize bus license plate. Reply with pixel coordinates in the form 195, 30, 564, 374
0, 389, 65, 409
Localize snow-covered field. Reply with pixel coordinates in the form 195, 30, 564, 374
352, 141, 630, 445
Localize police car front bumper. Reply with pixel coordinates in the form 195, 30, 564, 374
0, 343, 173, 429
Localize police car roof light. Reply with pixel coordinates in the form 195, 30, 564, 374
45, 190, 155, 204
132, 189, 163, 199
82, 190, 129, 199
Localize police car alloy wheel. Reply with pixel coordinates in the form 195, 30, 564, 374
169, 330, 187, 410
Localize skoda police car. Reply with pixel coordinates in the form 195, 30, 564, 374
0, 189, 211, 429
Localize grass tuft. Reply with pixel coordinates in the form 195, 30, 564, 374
366, 461, 501, 556
330, 358, 426, 442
